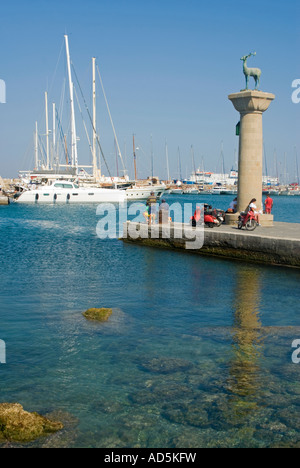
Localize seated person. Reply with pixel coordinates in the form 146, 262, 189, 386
191, 206, 202, 227
146, 192, 157, 225
158, 199, 170, 224
247, 198, 261, 225
227, 197, 237, 213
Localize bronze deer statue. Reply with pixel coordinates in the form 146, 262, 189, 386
241, 52, 261, 90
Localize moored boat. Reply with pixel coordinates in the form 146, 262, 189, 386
125, 184, 166, 200
16, 180, 126, 204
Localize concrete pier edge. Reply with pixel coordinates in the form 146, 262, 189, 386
122, 221, 300, 269
0, 196, 9, 206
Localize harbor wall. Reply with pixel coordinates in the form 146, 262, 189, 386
122, 221, 300, 268
0, 196, 9, 205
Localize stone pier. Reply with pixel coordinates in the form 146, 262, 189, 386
0, 196, 9, 205
122, 221, 300, 269
226, 90, 275, 227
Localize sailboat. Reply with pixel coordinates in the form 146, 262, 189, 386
17, 36, 126, 204
123, 135, 166, 200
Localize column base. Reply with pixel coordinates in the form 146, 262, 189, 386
225, 213, 274, 227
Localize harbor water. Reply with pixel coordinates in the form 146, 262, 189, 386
0, 194, 299, 448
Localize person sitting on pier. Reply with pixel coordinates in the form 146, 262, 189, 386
143, 205, 150, 223
227, 197, 237, 213
247, 198, 261, 225
158, 199, 170, 224
146, 192, 157, 225
191, 206, 202, 227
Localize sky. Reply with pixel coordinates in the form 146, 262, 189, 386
0, 0, 299, 182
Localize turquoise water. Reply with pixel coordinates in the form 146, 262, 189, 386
0, 196, 299, 448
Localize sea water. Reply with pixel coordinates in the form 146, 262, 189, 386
0, 195, 299, 448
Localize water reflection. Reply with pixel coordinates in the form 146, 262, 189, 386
226, 268, 265, 423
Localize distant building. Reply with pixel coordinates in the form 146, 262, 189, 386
0, 79, 6, 104
183, 168, 279, 187
185, 168, 238, 186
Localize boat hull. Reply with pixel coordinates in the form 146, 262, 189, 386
125, 186, 165, 200
16, 188, 126, 204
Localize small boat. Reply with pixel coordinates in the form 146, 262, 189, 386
212, 186, 226, 194
220, 189, 237, 195
182, 188, 199, 195
169, 188, 183, 194
199, 189, 212, 195
267, 189, 280, 196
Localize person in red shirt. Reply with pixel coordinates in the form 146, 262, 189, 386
264, 195, 273, 214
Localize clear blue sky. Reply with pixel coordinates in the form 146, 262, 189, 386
0, 0, 299, 181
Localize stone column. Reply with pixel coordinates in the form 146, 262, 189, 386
226, 90, 275, 227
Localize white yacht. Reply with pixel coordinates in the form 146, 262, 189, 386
125, 184, 166, 200
16, 180, 126, 204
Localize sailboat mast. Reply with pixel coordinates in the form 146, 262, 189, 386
274, 149, 279, 184
150, 134, 154, 179
45, 92, 50, 170
97, 65, 127, 177
191, 145, 196, 178
284, 152, 288, 186
220, 141, 225, 183
64, 35, 78, 171
165, 141, 170, 182
35, 121, 39, 170
52, 102, 57, 168
295, 147, 299, 185
92, 57, 98, 180
64, 135, 69, 165
133, 134, 137, 181
114, 139, 119, 178
178, 147, 182, 181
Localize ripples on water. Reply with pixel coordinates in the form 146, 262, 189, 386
0, 196, 299, 448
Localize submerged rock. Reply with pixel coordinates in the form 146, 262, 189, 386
41, 410, 79, 448
162, 401, 210, 428
130, 382, 196, 405
83, 308, 113, 322
0, 403, 63, 443
140, 357, 192, 374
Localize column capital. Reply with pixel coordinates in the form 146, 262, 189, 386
228, 90, 275, 114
